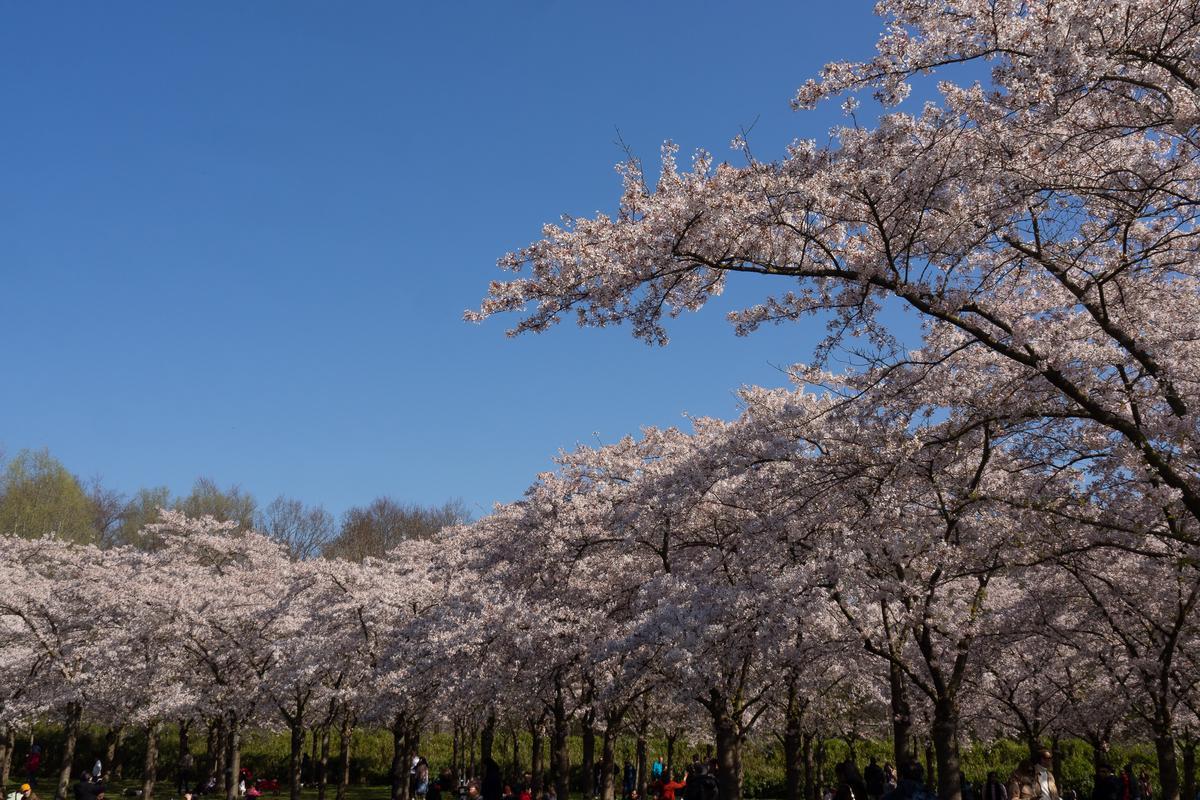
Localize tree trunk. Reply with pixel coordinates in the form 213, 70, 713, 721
923, 742, 935, 795
1181, 735, 1196, 800
290, 720, 305, 800
214, 717, 229, 795
390, 714, 408, 800
530, 719, 544, 794
178, 721, 193, 795
336, 715, 352, 800
814, 736, 826, 800
665, 732, 678, 781
510, 727, 520, 785
0, 725, 14, 796
225, 713, 242, 800
635, 715, 649, 799
552, 687, 570, 800
1086, 734, 1109, 776
710, 693, 742, 800
317, 726, 330, 800
481, 712, 496, 765
1155, 731, 1181, 800
143, 721, 162, 800
469, 727, 477, 782
784, 710, 803, 800
206, 719, 220, 788
104, 726, 126, 779
452, 725, 461, 785
930, 700, 961, 800
55, 702, 82, 800
802, 734, 816, 800
888, 645, 914, 768
582, 709, 596, 799
600, 725, 618, 800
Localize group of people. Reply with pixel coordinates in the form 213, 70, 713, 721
4, 743, 1171, 800
828, 748, 1158, 800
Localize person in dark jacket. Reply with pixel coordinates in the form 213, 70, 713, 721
73, 774, 102, 800
1093, 766, 1122, 800
482, 760, 503, 800
1122, 765, 1141, 800
865, 759, 886, 800
983, 772, 1007, 800
836, 762, 869, 800
881, 763, 935, 800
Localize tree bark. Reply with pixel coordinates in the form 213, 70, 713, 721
783, 696, 803, 800
177, 721, 193, 796
452, 725, 461, 785
530, 718, 544, 794
336, 715, 353, 800
481, 712, 496, 765
552, 686, 571, 800
1181, 735, 1196, 800
635, 714, 649, 800
802, 733, 816, 800
1155, 731, 1181, 800
469, 727, 477, 782
510, 727, 520, 785
317, 726, 330, 800
214, 717, 229, 795
290, 719, 305, 800
814, 736, 826, 800
600, 725, 618, 800
55, 702, 82, 800
225, 713, 242, 800
923, 742, 935, 796
0, 725, 14, 796
581, 706, 596, 800
103, 726, 125, 779
390, 714, 408, 800
142, 721, 162, 800
709, 692, 742, 800
665, 732, 678, 782
930, 699, 961, 800
886, 629, 914, 768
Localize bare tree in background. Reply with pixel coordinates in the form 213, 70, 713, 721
322, 497, 468, 562
174, 477, 257, 529
85, 475, 127, 548
258, 495, 335, 560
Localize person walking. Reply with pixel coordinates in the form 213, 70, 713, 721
23, 747, 41, 789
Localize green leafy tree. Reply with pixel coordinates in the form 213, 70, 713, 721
0, 449, 97, 543
114, 486, 173, 548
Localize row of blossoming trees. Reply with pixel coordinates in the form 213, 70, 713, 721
5, 2, 1200, 800
2, 384, 1199, 800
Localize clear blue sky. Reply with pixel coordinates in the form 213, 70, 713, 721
2, 2, 913, 520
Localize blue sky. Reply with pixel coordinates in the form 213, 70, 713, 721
2, 2, 915, 520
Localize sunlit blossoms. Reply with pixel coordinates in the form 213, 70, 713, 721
5, 5, 1200, 800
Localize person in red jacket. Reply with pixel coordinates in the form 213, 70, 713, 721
24, 746, 42, 788
661, 773, 687, 800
